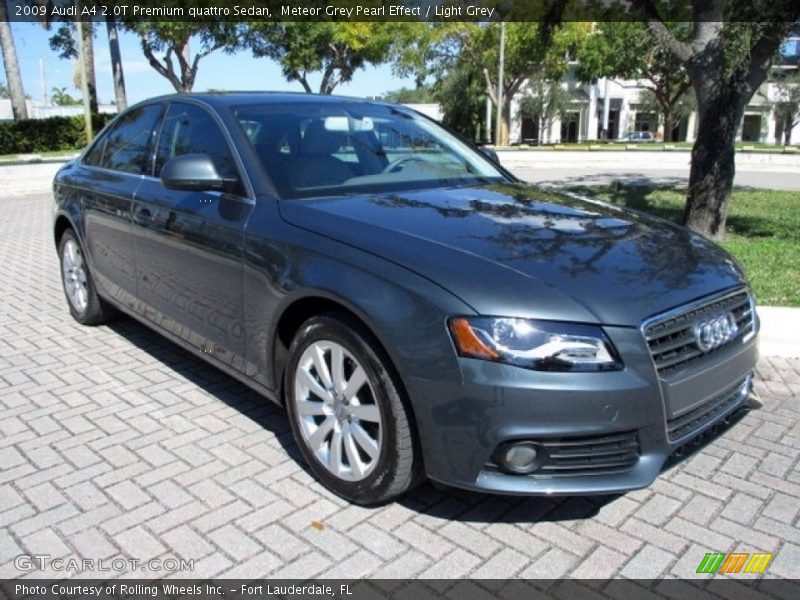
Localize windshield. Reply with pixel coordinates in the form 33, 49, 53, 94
232, 102, 507, 199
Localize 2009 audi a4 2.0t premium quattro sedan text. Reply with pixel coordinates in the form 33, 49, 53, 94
53, 93, 758, 504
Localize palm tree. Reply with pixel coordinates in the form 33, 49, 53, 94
105, 14, 127, 110
0, 1, 29, 119
51, 86, 78, 106
47, 17, 98, 114
79, 20, 98, 114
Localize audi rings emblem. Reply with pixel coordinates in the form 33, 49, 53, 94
693, 312, 739, 352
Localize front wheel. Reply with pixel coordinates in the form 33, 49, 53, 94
284, 314, 421, 504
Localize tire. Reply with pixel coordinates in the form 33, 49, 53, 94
58, 229, 115, 326
284, 313, 422, 504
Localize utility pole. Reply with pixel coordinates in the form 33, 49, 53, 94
39, 57, 47, 106
485, 96, 493, 144
494, 21, 506, 147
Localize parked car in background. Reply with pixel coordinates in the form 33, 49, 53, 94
621, 131, 657, 143
53, 93, 758, 504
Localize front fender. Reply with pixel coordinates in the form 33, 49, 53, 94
242, 203, 474, 394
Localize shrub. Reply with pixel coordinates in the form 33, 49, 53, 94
0, 114, 116, 155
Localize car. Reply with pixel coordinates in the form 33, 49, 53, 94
621, 131, 657, 143
53, 93, 758, 504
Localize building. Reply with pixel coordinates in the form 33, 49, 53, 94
0, 98, 117, 121
508, 28, 800, 146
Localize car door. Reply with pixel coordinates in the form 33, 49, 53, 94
131, 101, 254, 371
79, 103, 164, 308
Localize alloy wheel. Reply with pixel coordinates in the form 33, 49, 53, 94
293, 340, 383, 481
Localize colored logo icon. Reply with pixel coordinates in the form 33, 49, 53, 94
696, 552, 773, 574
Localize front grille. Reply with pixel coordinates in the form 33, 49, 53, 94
667, 377, 749, 442
485, 431, 640, 479
644, 289, 754, 375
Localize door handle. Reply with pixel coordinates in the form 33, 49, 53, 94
133, 207, 153, 226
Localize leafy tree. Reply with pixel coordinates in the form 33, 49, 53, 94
383, 86, 434, 104
245, 22, 398, 95
634, 87, 697, 139
48, 21, 99, 114
518, 73, 572, 144
396, 22, 590, 145
576, 22, 691, 141
127, 22, 238, 93
433, 57, 487, 141
0, 1, 29, 119
631, 0, 800, 239
772, 72, 800, 145
46, 2, 127, 110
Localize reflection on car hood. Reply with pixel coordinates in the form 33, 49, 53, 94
279, 182, 747, 326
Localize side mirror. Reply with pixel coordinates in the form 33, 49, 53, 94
160, 154, 238, 192
479, 146, 499, 163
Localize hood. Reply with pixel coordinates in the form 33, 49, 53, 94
279, 183, 747, 327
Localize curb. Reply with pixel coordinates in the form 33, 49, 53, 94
757, 306, 800, 359
0, 154, 79, 167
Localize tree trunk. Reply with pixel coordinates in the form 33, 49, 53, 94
0, 12, 28, 120
663, 110, 673, 143
81, 22, 98, 113
105, 15, 127, 110
785, 125, 794, 146
683, 85, 748, 240
498, 99, 511, 146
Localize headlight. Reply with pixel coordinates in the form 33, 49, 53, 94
448, 317, 622, 372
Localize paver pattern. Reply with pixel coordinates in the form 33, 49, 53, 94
2, 188, 799, 580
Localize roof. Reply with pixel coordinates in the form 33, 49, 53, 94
142, 91, 394, 110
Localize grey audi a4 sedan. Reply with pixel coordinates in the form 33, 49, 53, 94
53, 93, 758, 504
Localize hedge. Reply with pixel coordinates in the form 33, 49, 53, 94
0, 113, 116, 155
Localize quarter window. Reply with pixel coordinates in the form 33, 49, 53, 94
82, 134, 106, 167
155, 103, 239, 181
99, 104, 163, 174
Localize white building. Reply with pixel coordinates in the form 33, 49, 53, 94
508, 32, 800, 146
0, 98, 117, 121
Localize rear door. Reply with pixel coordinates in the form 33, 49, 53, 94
80, 103, 164, 308
131, 101, 254, 371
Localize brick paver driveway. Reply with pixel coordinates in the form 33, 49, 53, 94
2, 188, 799, 580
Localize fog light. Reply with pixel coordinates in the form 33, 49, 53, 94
493, 442, 542, 475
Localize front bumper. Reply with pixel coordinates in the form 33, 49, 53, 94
409, 324, 758, 495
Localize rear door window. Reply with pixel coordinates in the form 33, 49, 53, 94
99, 104, 164, 174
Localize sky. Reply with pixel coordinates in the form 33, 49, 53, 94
6, 22, 418, 105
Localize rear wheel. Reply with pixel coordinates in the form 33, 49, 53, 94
58, 229, 115, 325
284, 313, 421, 504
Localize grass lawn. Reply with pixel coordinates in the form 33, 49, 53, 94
565, 185, 800, 307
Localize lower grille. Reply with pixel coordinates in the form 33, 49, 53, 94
486, 431, 640, 478
667, 377, 749, 442
537, 431, 640, 476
